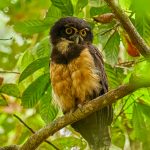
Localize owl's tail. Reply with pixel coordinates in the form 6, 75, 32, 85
72, 105, 113, 150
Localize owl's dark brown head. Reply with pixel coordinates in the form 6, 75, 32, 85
50, 17, 93, 45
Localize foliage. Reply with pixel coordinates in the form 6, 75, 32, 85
0, 0, 150, 149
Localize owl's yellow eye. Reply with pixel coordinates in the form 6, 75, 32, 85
65, 28, 73, 35
80, 29, 87, 37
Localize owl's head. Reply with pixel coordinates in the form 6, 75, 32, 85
50, 17, 93, 45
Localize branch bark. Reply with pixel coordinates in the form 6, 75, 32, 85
19, 82, 150, 150
104, 0, 150, 58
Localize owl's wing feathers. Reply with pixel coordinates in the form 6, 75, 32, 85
88, 45, 108, 93
88, 44, 113, 124
72, 45, 113, 149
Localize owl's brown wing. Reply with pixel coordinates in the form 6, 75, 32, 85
88, 44, 113, 123
88, 44, 108, 93
72, 44, 113, 149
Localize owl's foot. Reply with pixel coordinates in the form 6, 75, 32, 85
77, 101, 87, 113
63, 107, 76, 115
77, 100, 91, 113
77, 103, 83, 109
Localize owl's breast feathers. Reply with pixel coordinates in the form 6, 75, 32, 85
50, 40, 103, 113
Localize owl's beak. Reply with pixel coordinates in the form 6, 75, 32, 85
75, 36, 80, 44
70, 34, 83, 44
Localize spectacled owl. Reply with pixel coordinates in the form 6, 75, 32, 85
50, 17, 113, 150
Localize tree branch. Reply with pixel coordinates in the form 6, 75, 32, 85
13, 114, 59, 150
0, 37, 13, 41
19, 82, 150, 150
0, 71, 20, 74
0, 145, 19, 150
103, 0, 150, 58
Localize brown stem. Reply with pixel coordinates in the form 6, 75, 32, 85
104, 0, 150, 58
0, 37, 13, 40
0, 71, 20, 74
100, 23, 120, 36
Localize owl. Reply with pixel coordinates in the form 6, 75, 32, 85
50, 17, 113, 150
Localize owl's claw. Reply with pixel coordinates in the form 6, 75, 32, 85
77, 104, 83, 109
77, 103, 85, 113
63, 108, 76, 115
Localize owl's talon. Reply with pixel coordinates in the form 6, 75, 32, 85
64, 108, 76, 115
77, 104, 83, 109
77, 104, 84, 113
70, 108, 76, 113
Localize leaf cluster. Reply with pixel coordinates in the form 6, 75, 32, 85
0, 0, 150, 149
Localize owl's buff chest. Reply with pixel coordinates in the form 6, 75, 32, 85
50, 47, 101, 112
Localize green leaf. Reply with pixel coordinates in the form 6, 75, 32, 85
39, 86, 58, 123
119, 0, 132, 10
90, 5, 111, 17
17, 50, 34, 72
52, 137, 87, 150
135, 12, 150, 45
21, 73, 50, 108
105, 64, 125, 89
137, 102, 150, 121
45, 5, 62, 23
0, 84, 20, 98
14, 20, 50, 35
94, 22, 115, 46
130, 0, 150, 13
104, 31, 120, 66
0, 0, 11, 9
17, 130, 30, 145
75, 0, 88, 15
19, 57, 49, 83
129, 61, 150, 86
132, 103, 147, 141
51, 0, 73, 16
33, 37, 51, 58
0, 95, 8, 106
131, 0, 150, 45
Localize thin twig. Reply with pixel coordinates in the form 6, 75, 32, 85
100, 26, 114, 36
0, 37, 13, 40
0, 71, 20, 74
123, 101, 135, 112
115, 58, 145, 68
116, 60, 135, 68
100, 23, 120, 36
114, 101, 135, 122
13, 114, 60, 150
114, 94, 133, 121
114, 94, 144, 121
103, 29, 116, 50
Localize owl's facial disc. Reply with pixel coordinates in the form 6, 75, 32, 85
50, 17, 93, 45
